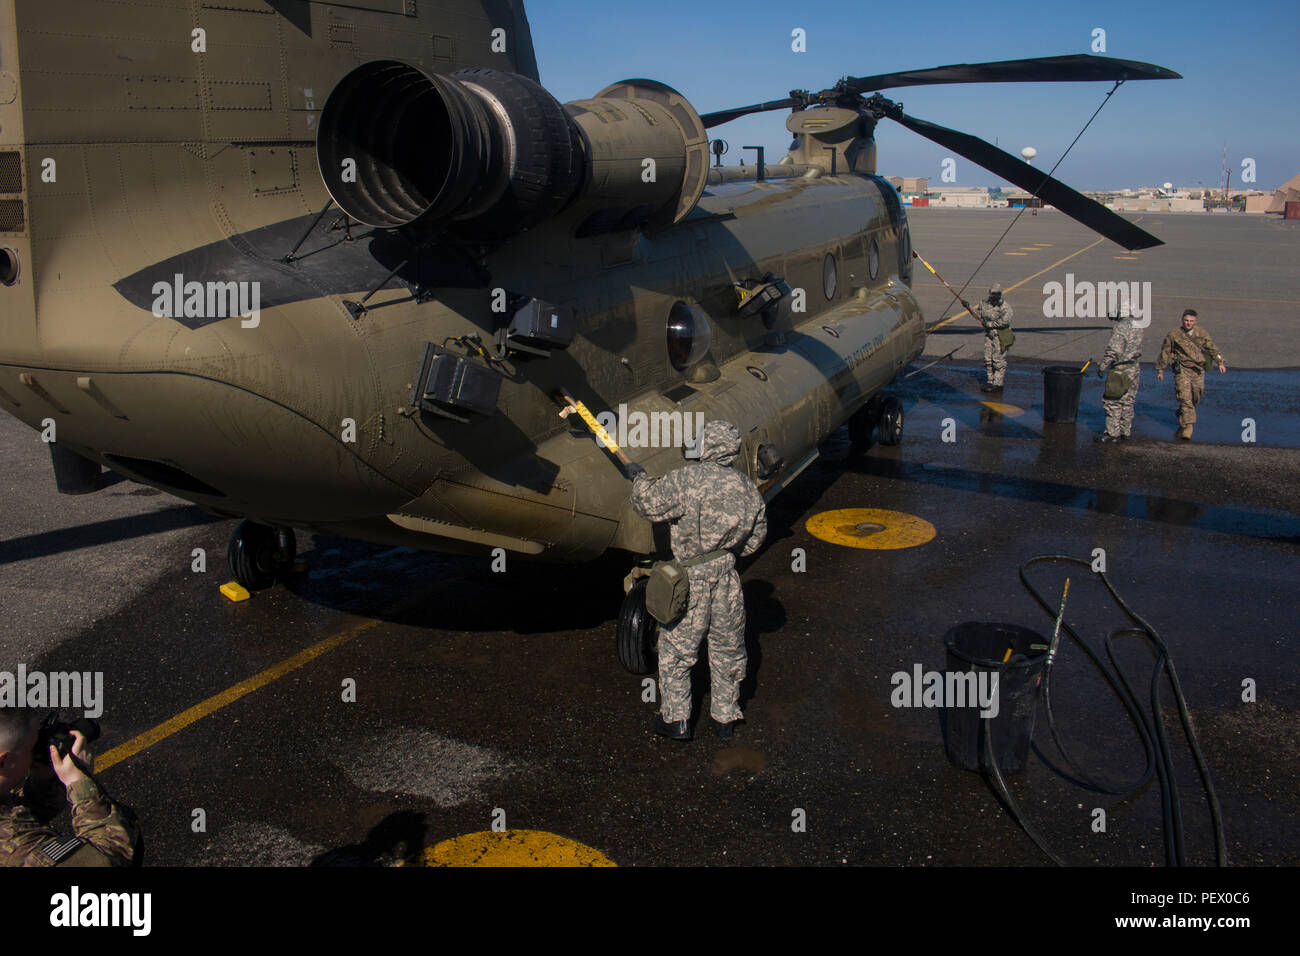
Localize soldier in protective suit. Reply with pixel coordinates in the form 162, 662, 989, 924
628, 421, 766, 742
1094, 303, 1144, 443
962, 284, 1013, 392
1, 708, 139, 866
1155, 309, 1226, 440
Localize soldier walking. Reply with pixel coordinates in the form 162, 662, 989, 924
628, 421, 766, 742
1155, 309, 1226, 440
1094, 304, 1144, 443
963, 284, 1013, 392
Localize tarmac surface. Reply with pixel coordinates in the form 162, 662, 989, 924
1, 209, 1297, 867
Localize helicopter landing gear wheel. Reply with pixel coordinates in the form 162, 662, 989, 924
878, 396, 904, 446
616, 578, 659, 675
848, 395, 883, 459
228, 520, 296, 591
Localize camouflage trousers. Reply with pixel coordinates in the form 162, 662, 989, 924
1174, 368, 1205, 428
657, 566, 746, 723
983, 335, 1008, 386
1102, 366, 1141, 437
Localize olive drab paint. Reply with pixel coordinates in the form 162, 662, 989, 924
0, 2, 1171, 571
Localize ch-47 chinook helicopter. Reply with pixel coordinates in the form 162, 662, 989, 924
0, 0, 1178, 668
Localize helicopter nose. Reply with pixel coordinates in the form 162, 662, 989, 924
4, 363, 414, 522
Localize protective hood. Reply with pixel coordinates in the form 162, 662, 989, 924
698, 420, 742, 466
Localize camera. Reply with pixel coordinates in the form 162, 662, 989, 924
33, 714, 101, 763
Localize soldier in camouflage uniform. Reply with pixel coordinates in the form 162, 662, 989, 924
628, 421, 767, 742
1, 708, 139, 866
1094, 304, 1144, 443
963, 284, 1013, 392
1155, 309, 1227, 440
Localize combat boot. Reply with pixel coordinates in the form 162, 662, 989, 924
653, 715, 691, 741
1177, 426, 1193, 440
710, 717, 740, 741
1094, 433, 1120, 443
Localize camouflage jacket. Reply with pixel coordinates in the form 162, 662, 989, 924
1156, 326, 1221, 372
1101, 318, 1144, 371
0, 773, 138, 867
631, 421, 766, 576
972, 301, 1013, 336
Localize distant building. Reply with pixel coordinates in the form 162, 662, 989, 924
1244, 192, 1272, 214
928, 186, 991, 208
1266, 172, 1300, 214
1001, 190, 1042, 208
1108, 196, 1203, 212
887, 177, 928, 195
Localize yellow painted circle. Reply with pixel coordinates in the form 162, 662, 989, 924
409, 830, 616, 867
980, 401, 1024, 417
805, 508, 936, 550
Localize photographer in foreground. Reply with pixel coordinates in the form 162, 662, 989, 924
0, 707, 139, 866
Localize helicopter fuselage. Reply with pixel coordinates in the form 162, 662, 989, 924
1, 166, 923, 561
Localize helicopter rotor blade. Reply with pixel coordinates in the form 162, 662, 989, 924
702, 97, 798, 129
883, 105, 1163, 250
700, 55, 1180, 129
845, 54, 1181, 94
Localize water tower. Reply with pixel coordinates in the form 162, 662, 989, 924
1021, 146, 1038, 165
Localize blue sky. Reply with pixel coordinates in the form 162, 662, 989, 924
527, 0, 1299, 191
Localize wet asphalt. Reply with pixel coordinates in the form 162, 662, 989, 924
1, 209, 1297, 868
2, 354, 1296, 867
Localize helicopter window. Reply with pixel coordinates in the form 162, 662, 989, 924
899, 222, 913, 278
822, 253, 837, 300
666, 301, 712, 370
867, 238, 880, 281
0, 246, 17, 286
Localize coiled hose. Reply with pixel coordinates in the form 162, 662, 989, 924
979, 554, 1227, 866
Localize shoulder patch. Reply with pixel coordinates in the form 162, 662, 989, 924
39, 836, 84, 864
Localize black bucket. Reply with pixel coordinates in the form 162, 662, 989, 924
1042, 366, 1084, 423
942, 622, 1048, 775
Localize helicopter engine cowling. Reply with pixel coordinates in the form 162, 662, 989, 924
317, 61, 708, 239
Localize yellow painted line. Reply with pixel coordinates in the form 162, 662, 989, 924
409, 830, 617, 867
806, 508, 936, 550
1113, 256, 1138, 260
97, 617, 382, 772
1004, 252, 1028, 256
1017, 247, 1039, 251
980, 401, 1024, 417
1033, 243, 1053, 247
928, 231, 1115, 332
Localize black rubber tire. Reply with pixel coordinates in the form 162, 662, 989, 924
228, 520, 278, 591
848, 395, 882, 458
879, 396, 904, 446
616, 578, 659, 675
274, 528, 297, 570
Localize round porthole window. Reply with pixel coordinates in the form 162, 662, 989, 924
0, 246, 18, 286
899, 222, 912, 277
667, 301, 712, 370
868, 238, 880, 281
823, 252, 837, 300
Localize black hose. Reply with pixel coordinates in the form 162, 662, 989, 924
985, 554, 1227, 866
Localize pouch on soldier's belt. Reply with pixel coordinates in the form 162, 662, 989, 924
997, 329, 1015, 351
645, 549, 731, 626
1104, 369, 1132, 400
